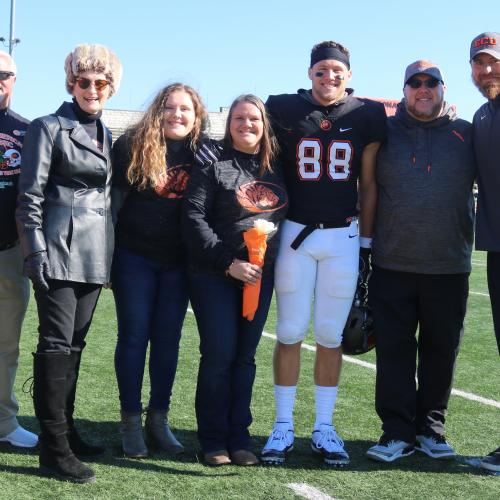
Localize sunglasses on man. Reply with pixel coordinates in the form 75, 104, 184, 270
406, 77, 442, 89
0, 71, 15, 81
75, 77, 110, 91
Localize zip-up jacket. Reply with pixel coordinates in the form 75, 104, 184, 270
473, 97, 500, 251
182, 148, 288, 278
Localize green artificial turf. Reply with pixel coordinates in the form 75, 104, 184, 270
0, 251, 498, 499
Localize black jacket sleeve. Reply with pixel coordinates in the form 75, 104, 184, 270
182, 163, 234, 272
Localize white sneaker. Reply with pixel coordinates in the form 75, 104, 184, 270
366, 436, 414, 462
416, 434, 456, 459
311, 423, 349, 466
0, 426, 38, 448
260, 422, 294, 465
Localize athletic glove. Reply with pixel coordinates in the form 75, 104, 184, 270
195, 140, 224, 167
358, 237, 372, 290
23, 251, 50, 292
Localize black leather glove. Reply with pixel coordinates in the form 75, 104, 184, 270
359, 246, 372, 288
23, 251, 50, 292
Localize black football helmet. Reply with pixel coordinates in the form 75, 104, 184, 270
342, 281, 375, 356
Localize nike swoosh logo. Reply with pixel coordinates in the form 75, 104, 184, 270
339, 127, 352, 132
349, 234, 357, 238
480, 115, 486, 120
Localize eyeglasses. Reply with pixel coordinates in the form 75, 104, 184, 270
75, 77, 110, 91
0, 71, 15, 81
406, 78, 441, 89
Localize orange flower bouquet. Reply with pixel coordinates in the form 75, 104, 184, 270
242, 219, 276, 321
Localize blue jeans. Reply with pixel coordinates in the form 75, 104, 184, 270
189, 272, 274, 453
112, 246, 189, 412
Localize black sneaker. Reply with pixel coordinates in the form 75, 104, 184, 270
480, 446, 500, 473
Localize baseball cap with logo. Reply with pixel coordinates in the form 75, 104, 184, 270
470, 32, 500, 61
404, 60, 444, 86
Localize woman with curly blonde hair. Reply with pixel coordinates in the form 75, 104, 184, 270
112, 83, 219, 458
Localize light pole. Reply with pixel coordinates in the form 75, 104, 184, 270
8, 0, 20, 55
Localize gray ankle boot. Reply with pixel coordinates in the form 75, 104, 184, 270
119, 411, 148, 458
145, 408, 184, 454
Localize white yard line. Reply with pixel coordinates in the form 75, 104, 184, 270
287, 483, 335, 500
260, 332, 500, 409
187, 309, 500, 409
472, 260, 486, 267
470, 290, 489, 297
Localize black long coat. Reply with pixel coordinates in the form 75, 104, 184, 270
16, 101, 113, 284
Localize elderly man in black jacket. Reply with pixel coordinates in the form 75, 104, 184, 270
0, 50, 38, 449
16, 44, 122, 484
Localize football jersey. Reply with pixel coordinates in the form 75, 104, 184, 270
266, 89, 386, 224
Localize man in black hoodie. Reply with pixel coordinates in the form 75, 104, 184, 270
0, 50, 38, 448
366, 60, 475, 463
469, 31, 500, 474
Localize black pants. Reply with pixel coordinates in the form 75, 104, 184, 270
34, 280, 102, 354
369, 266, 468, 442
487, 252, 500, 355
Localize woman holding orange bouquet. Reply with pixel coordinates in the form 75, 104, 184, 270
183, 94, 288, 466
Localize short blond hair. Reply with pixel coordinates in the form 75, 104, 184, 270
64, 44, 122, 97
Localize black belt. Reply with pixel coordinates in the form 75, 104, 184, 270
289, 219, 353, 250
0, 241, 17, 252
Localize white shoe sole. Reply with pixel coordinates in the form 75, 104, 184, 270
366, 447, 414, 463
415, 444, 456, 460
0, 436, 38, 448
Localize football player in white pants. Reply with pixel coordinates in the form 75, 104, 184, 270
261, 40, 385, 466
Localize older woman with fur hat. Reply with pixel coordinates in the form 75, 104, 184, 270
16, 44, 122, 484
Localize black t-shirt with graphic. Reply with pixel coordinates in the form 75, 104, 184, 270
183, 148, 288, 277
112, 133, 198, 268
0, 107, 30, 245
266, 89, 386, 224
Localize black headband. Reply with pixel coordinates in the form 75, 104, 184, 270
310, 47, 350, 69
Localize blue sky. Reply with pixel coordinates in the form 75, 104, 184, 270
1, 0, 497, 121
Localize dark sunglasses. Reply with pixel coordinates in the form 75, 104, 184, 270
0, 71, 15, 81
406, 78, 441, 89
75, 77, 110, 91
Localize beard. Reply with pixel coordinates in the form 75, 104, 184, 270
406, 101, 443, 121
472, 75, 500, 100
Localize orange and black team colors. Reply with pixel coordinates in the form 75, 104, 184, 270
266, 90, 386, 225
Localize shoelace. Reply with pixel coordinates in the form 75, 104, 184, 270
315, 427, 344, 451
267, 428, 292, 450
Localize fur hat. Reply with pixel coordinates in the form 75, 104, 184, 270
64, 44, 122, 97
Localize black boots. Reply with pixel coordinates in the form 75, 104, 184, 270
66, 351, 105, 456
33, 353, 95, 483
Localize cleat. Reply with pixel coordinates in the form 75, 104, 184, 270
366, 435, 414, 462
261, 422, 294, 465
416, 434, 456, 460
311, 424, 349, 467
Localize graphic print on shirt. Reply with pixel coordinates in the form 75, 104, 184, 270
236, 181, 288, 213
154, 164, 191, 199
0, 132, 23, 187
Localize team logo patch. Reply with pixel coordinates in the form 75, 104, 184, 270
236, 181, 288, 213
320, 120, 332, 131
154, 165, 190, 199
